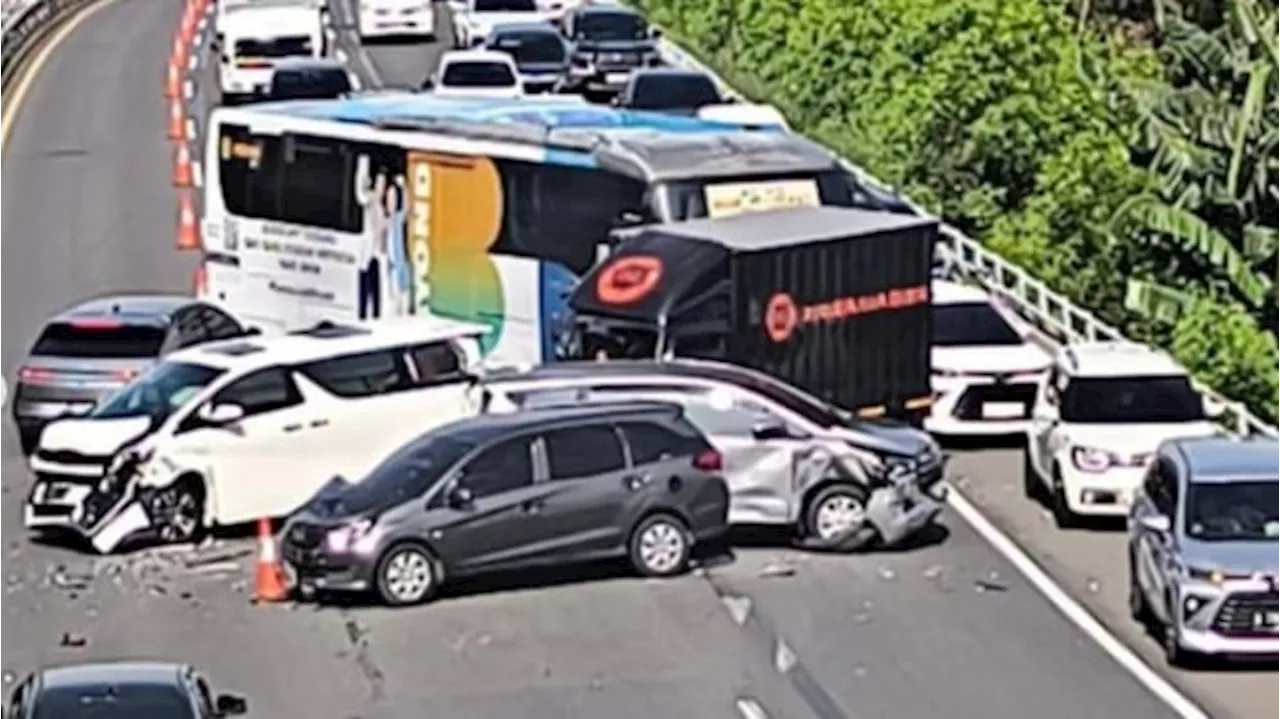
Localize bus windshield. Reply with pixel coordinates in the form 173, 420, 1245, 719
655, 169, 853, 221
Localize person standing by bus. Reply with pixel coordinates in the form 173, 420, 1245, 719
384, 175, 413, 316
354, 157, 387, 320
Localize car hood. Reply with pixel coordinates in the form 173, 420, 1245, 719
1065, 422, 1221, 457
932, 343, 1050, 375
467, 12, 548, 30
1180, 538, 1280, 576
38, 415, 153, 455
830, 418, 936, 459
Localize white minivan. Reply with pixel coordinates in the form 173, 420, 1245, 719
217, 1, 326, 103
358, 0, 435, 40
25, 318, 491, 553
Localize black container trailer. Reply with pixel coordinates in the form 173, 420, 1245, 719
565, 206, 938, 421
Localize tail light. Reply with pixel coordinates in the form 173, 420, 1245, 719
114, 368, 140, 382
69, 318, 122, 330
692, 448, 723, 472
18, 366, 53, 384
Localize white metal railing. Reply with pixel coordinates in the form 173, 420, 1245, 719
654, 37, 1277, 438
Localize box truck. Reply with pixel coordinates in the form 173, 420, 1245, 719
564, 206, 937, 422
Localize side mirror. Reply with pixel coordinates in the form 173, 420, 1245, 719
1138, 514, 1171, 534
447, 485, 474, 510
750, 418, 792, 441
1201, 394, 1226, 419
198, 403, 245, 426
420, 78, 435, 91
215, 693, 248, 717
650, 28, 662, 39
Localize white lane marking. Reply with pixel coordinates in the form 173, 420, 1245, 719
197, 17, 207, 34
349, 72, 362, 91
187, 53, 199, 72
335, 48, 348, 63
946, 489, 1211, 719
720, 594, 751, 626
183, 80, 194, 100
735, 697, 769, 719
192, 160, 203, 189
326, 26, 337, 43
772, 639, 796, 675
333, 0, 384, 87
185, 118, 197, 142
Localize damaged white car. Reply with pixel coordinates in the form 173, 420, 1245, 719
25, 319, 491, 553
483, 360, 949, 551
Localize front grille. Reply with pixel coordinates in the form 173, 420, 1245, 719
950, 382, 1037, 421
36, 449, 112, 467
286, 523, 328, 550
1212, 591, 1279, 637
35, 472, 98, 487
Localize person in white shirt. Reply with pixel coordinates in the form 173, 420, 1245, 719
354, 157, 389, 320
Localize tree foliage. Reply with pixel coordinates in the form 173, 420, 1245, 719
632, 0, 1278, 423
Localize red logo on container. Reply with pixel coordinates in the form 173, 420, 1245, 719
764, 292, 798, 343
596, 255, 663, 305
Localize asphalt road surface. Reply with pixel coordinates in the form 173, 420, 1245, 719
0, 0, 1273, 716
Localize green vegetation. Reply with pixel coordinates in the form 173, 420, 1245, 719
632, 0, 1278, 424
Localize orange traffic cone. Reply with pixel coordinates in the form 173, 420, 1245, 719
191, 263, 208, 297
175, 189, 201, 250
167, 99, 185, 141
180, 5, 198, 43
171, 34, 188, 68
173, 143, 193, 186
251, 518, 290, 604
165, 61, 181, 98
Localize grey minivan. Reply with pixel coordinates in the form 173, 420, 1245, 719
281, 401, 730, 605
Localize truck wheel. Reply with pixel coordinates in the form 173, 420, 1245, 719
628, 513, 691, 578
804, 484, 870, 548
375, 543, 438, 606
1050, 468, 1080, 529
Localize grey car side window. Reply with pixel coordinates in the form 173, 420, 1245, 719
458, 436, 535, 499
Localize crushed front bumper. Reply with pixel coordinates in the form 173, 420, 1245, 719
26, 469, 161, 554
866, 478, 947, 547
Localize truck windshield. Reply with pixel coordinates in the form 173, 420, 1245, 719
931, 302, 1023, 346
1060, 376, 1204, 424
1185, 481, 1279, 542
655, 170, 852, 221
270, 68, 350, 99
92, 362, 225, 424
235, 36, 313, 59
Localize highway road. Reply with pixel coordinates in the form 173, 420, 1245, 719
0, 0, 1273, 716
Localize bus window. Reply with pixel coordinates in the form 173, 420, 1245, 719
495, 161, 645, 274
218, 125, 284, 222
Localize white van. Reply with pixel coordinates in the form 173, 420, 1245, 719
26, 318, 492, 553
217, 2, 326, 103
358, 0, 435, 40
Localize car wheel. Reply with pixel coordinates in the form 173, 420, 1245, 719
1022, 450, 1042, 502
1162, 613, 1196, 668
1050, 468, 1080, 529
804, 484, 870, 547
628, 514, 691, 578
1127, 553, 1150, 625
151, 479, 206, 545
375, 543, 438, 606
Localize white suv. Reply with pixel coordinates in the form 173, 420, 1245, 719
1024, 341, 1220, 527
26, 318, 490, 553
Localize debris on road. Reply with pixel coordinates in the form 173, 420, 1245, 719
922, 564, 943, 581
758, 562, 796, 578
183, 547, 253, 570
1086, 577, 1100, 593
58, 632, 88, 648
876, 567, 896, 581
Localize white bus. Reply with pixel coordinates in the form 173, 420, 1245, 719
215, 0, 326, 103
200, 94, 901, 366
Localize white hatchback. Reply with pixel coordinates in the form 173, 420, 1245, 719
26, 318, 491, 553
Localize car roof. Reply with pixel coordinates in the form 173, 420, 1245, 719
1059, 341, 1186, 379
1169, 436, 1280, 484
52, 294, 195, 327
930, 279, 991, 305
170, 316, 488, 371
444, 400, 683, 443
38, 661, 186, 691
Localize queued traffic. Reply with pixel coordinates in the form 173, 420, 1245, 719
4, 1, 1276, 713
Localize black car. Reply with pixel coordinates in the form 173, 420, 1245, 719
264, 58, 352, 101
10, 295, 246, 455
614, 68, 722, 113
4, 661, 247, 719
486, 22, 570, 93
559, 5, 662, 97
282, 401, 730, 605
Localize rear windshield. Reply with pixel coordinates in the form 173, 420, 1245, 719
931, 302, 1023, 346
493, 32, 566, 65
628, 74, 719, 111
32, 686, 196, 719
475, 0, 534, 10
1061, 375, 1205, 424
576, 12, 647, 41
32, 323, 167, 359
442, 61, 516, 87
235, 36, 313, 58
270, 68, 350, 99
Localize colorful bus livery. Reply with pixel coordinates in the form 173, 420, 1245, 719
201, 93, 894, 367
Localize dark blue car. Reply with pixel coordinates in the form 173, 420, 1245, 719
486, 22, 570, 93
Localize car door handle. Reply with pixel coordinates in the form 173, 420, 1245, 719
310, 418, 330, 428
283, 423, 303, 433
520, 499, 544, 514
622, 474, 651, 491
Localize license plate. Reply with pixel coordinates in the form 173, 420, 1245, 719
1264, 611, 1279, 627
606, 72, 630, 84
982, 401, 1025, 419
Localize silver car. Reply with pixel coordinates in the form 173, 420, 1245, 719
1128, 435, 1279, 666
483, 359, 947, 551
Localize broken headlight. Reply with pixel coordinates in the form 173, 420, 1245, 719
883, 457, 918, 485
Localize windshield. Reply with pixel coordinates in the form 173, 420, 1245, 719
442, 61, 516, 87
931, 302, 1023, 347
1185, 481, 1279, 542
335, 435, 477, 514
1060, 375, 1205, 424
92, 362, 224, 423
656, 169, 851, 221
628, 74, 720, 110
270, 68, 350, 99
32, 322, 166, 359
474, 0, 534, 11
493, 32, 566, 65
33, 685, 196, 719
235, 36, 313, 59
576, 12, 647, 41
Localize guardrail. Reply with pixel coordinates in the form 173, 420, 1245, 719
1, 0, 93, 92
654, 38, 1277, 439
